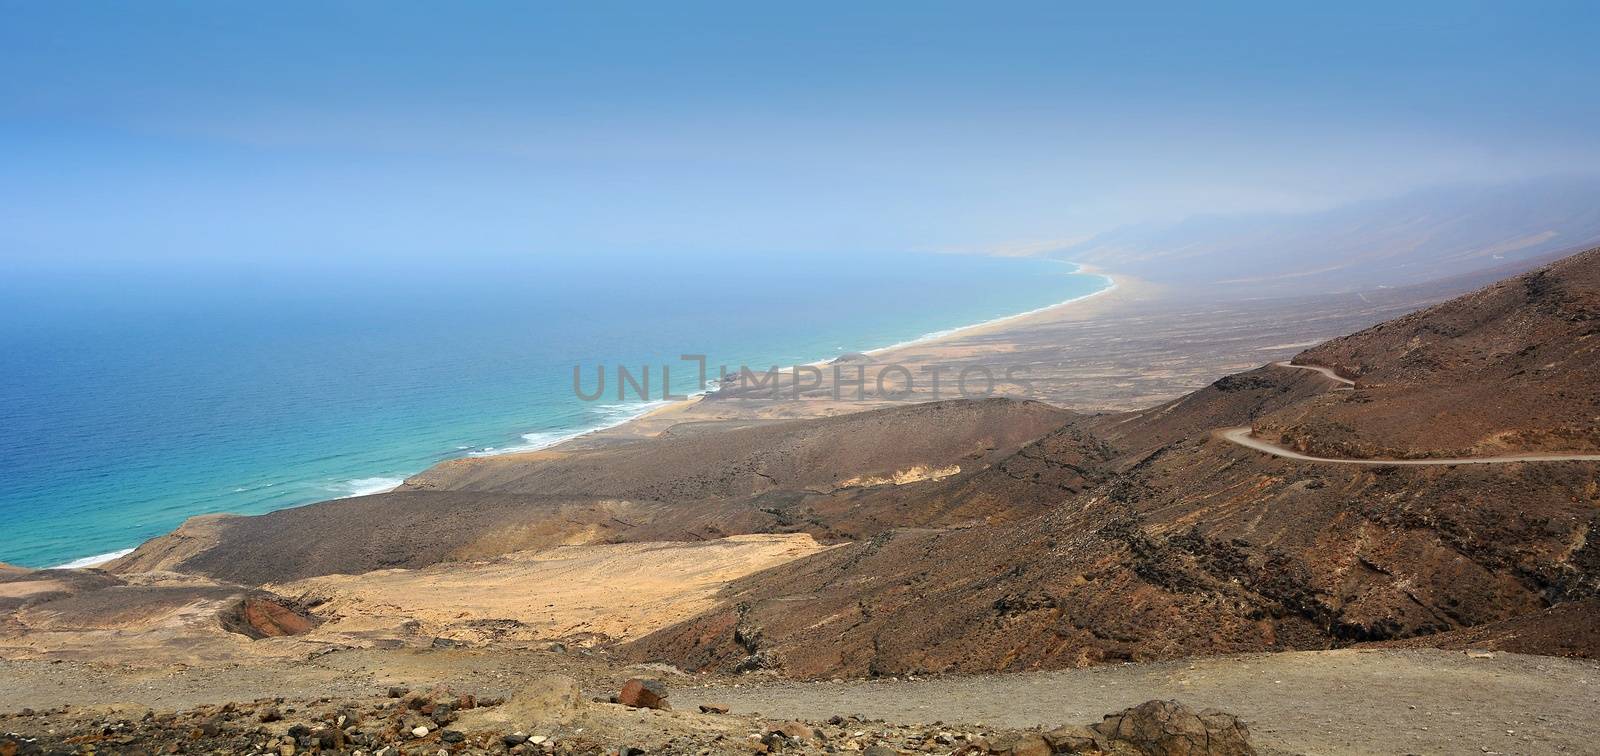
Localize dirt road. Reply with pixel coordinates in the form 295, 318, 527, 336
675, 649, 1600, 755
1217, 426, 1600, 465
1271, 360, 1355, 386
1218, 363, 1600, 465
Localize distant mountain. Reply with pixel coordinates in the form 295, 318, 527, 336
1065, 176, 1600, 295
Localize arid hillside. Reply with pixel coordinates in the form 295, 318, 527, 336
623, 249, 1600, 677
111, 399, 1071, 583
1257, 246, 1600, 458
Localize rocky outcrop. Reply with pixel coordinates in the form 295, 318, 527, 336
1086, 699, 1254, 755
617, 678, 669, 710
216, 594, 320, 639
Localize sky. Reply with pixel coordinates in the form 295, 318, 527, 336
3, 1, 1599, 271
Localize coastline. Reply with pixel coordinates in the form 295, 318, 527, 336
51, 547, 136, 570
45, 263, 1120, 569
464, 261, 1123, 454
565, 265, 1137, 444
862, 264, 1119, 357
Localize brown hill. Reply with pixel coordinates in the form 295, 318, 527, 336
404, 397, 1069, 498
113, 399, 1071, 584
624, 248, 1600, 677
1256, 246, 1600, 458
1368, 600, 1600, 658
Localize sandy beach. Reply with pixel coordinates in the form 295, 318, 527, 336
563, 262, 1480, 447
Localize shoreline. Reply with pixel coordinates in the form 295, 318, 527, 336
44, 263, 1119, 570
506, 263, 1123, 449
50, 547, 135, 570
862, 264, 1118, 358
455, 261, 1121, 458
553, 265, 1135, 445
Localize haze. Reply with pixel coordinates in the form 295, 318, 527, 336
3, 2, 1599, 273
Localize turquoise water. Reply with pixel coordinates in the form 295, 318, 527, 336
0, 252, 1108, 568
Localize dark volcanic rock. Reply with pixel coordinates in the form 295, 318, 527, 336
1092, 699, 1255, 756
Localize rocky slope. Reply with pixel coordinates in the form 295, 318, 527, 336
623, 248, 1600, 677
1259, 245, 1600, 458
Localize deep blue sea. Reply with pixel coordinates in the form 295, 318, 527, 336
0, 252, 1108, 568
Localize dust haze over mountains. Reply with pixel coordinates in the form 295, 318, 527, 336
1063, 175, 1600, 294
5, 200, 1600, 755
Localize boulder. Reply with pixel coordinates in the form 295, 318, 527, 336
988, 732, 1053, 756
477, 676, 584, 729
1042, 725, 1104, 754
769, 720, 815, 740
618, 678, 670, 710
1091, 700, 1254, 756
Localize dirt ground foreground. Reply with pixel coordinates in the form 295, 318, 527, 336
686, 649, 1599, 755
1, 648, 1595, 755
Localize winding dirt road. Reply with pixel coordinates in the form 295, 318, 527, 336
1270, 360, 1355, 386
1218, 426, 1600, 465
1219, 363, 1600, 465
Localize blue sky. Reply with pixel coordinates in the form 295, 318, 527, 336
3, 1, 1599, 270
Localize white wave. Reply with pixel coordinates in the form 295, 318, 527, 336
594, 399, 674, 423
335, 476, 405, 498
53, 547, 135, 570
469, 399, 677, 457
468, 429, 586, 457
231, 480, 280, 493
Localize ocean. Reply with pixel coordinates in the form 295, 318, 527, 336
0, 252, 1109, 568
